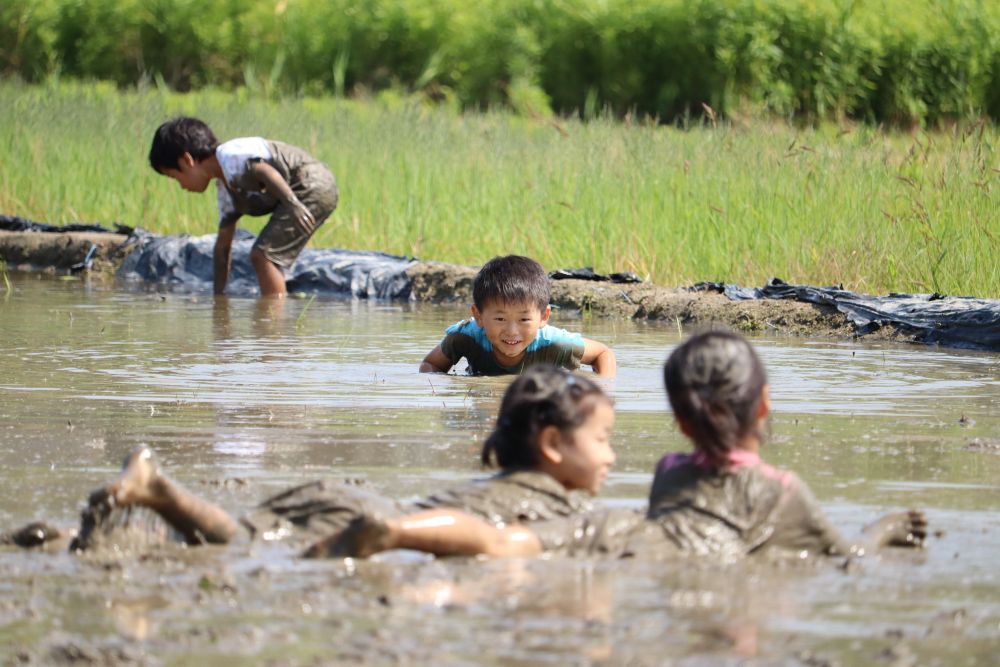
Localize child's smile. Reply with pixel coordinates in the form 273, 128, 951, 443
472, 300, 552, 366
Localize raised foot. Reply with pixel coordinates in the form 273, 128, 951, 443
95, 447, 160, 510
301, 514, 392, 559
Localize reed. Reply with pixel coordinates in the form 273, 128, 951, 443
1, 80, 997, 297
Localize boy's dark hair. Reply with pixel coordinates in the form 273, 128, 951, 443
663, 331, 768, 467
473, 255, 550, 312
148, 117, 219, 172
482, 366, 610, 469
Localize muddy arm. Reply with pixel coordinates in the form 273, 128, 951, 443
213, 222, 238, 295
304, 509, 542, 559
419, 345, 454, 373
581, 338, 616, 378
251, 162, 316, 234
769, 478, 927, 558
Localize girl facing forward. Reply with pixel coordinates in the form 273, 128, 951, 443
324, 331, 926, 560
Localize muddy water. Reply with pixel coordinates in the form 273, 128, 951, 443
1, 272, 998, 666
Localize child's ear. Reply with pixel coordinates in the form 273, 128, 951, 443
470, 305, 482, 326
757, 385, 771, 420
537, 425, 564, 464
179, 152, 195, 169
540, 305, 552, 324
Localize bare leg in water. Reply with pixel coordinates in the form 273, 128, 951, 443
303, 509, 541, 559
90, 448, 238, 545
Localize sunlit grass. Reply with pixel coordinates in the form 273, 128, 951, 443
1, 80, 997, 297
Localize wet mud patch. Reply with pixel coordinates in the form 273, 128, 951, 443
0, 230, 128, 274
405, 261, 477, 304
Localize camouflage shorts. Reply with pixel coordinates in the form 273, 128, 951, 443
253, 164, 339, 268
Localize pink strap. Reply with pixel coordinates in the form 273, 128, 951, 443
656, 449, 793, 488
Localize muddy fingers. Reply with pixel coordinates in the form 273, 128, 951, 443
865, 510, 929, 549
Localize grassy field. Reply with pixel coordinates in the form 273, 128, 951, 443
1, 80, 997, 297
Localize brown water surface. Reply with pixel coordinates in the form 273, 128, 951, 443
1, 273, 998, 665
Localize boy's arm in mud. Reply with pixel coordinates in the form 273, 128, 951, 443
581, 338, 616, 378
213, 218, 239, 295
250, 161, 316, 235
420, 344, 454, 374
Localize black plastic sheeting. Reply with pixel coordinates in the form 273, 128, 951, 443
549, 267, 643, 283
0, 214, 132, 235
693, 278, 1000, 352
118, 229, 416, 299
6, 215, 1000, 350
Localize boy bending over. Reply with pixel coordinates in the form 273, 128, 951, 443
420, 255, 616, 377
149, 117, 339, 297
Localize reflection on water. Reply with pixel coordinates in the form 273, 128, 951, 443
1, 273, 999, 664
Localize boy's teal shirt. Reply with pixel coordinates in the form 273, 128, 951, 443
439, 319, 585, 375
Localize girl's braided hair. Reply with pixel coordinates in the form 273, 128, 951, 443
482, 366, 610, 469
663, 331, 768, 466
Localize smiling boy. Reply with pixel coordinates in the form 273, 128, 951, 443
148, 117, 338, 297
420, 255, 617, 377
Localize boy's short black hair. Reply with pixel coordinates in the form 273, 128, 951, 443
148, 117, 219, 172
473, 255, 551, 312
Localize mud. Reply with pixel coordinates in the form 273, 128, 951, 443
2, 275, 999, 665
406, 258, 873, 339
0, 230, 129, 274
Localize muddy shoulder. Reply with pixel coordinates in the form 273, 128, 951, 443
1, 230, 902, 341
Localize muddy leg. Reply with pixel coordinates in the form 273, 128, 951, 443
250, 249, 287, 298
97, 447, 238, 545
863, 510, 928, 549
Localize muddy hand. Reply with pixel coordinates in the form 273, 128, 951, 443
289, 199, 316, 235
898, 509, 928, 547
873, 509, 928, 548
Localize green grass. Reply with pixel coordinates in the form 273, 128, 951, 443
4, 0, 1000, 125
1, 80, 998, 297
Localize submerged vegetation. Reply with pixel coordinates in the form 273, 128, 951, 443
1, 0, 999, 125
2, 81, 996, 297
